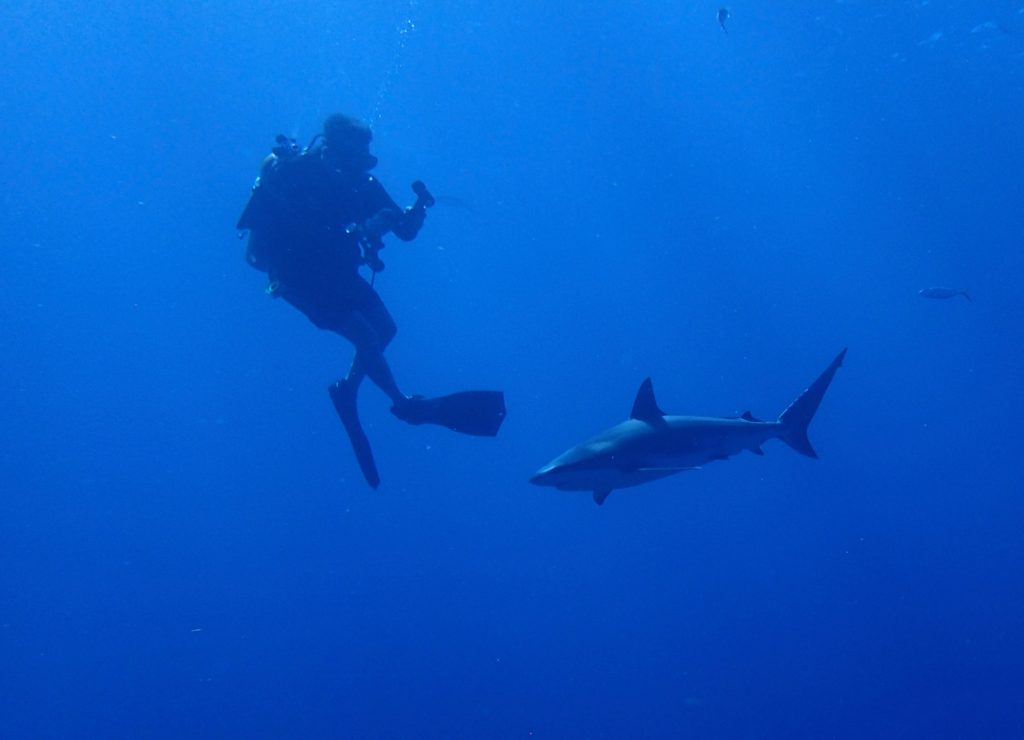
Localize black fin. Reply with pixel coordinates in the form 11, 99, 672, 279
740, 411, 763, 422
630, 378, 666, 422
392, 390, 506, 437
593, 489, 612, 506
329, 381, 380, 489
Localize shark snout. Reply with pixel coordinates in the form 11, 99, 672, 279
529, 464, 557, 487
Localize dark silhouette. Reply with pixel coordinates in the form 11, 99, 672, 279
919, 287, 971, 302
237, 114, 505, 487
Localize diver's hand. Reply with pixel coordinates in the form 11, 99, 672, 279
360, 209, 399, 239
399, 203, 427, 232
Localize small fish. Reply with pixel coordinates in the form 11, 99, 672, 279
919, 287, 971, 301
717, 7, 730, 33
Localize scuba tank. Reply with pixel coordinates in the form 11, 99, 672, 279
235, 134, 322, 271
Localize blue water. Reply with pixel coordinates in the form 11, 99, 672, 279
3, 1, 1024, 737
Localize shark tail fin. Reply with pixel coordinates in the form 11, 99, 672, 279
777, 349, 846, 458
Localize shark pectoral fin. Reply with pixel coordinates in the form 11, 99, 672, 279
593, 489, 612, 506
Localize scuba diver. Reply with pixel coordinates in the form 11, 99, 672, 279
236, 114, 505, 488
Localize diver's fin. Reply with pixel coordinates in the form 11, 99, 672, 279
391, 390, 506, 437
329, 381, 380, 489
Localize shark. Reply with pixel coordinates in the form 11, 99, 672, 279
530, 349, 846, 505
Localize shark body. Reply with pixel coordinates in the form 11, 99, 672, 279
530, 349, 846, 505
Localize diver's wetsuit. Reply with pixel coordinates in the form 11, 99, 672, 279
250, 150, 422, 341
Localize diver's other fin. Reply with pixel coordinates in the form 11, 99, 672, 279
329, 381, 380, 489
392, 390, 507, 437
593, 489, 612, 506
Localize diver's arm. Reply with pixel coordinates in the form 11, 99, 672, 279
392, 203, 426, 241
366, 178, 425, 241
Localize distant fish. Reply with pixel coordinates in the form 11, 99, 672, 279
717, 7, 730, 34
920, 287, 971, 301
971, 20, 1011, 35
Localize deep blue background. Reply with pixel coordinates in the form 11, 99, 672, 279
3, 1, 1023, 737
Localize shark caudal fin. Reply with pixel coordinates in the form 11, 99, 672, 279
777, 349, 846, 458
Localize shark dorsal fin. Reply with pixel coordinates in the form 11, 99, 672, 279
630, 378, 666, 422
741, 411, 762, 422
